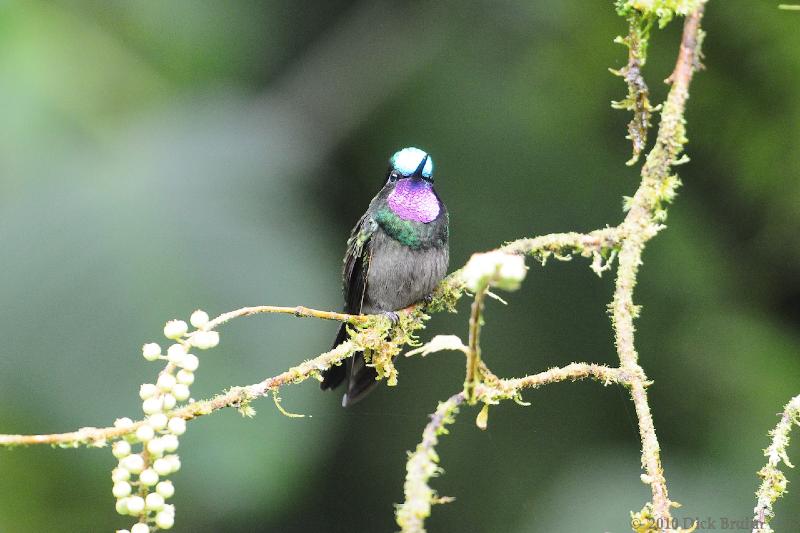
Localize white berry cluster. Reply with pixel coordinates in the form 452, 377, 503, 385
111, 310, 219, 532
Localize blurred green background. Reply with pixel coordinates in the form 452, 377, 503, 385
0, 1, 798, 531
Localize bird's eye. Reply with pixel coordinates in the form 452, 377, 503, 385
388, 170, 400, 182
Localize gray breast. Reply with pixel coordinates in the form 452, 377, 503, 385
363, 228, 449, 314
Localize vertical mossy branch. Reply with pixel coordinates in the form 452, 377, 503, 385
464, 283, 488, 404
611, 3, 705, 525
752, 394, 800, 533
612, 10, 655, 166
395, 393, 465, 532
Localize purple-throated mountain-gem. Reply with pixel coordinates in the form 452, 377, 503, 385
320, 147, 449, 406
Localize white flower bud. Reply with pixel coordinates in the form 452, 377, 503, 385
142, 397, 163, 415
145, 492, 165, 511
179, 353, 199, 372
162, 393, 177, 410
155, 510, 175, 529
190, 330, 219, 350
112, 440, 132, 459
495, 255, 527, 290
176, 370, 195, 385
462, 253, 493, 292
165, 454, 181, 473
156, 480, 175, 499
171, 383, 190, 401
116, 530, 130, 533
161, 434, 179, 452
153, 458, 173, 476
163, 320, 188, 340
139, 468, 159, 486
142, 343, 162, 361
162, 504, 175, 515
148, 413, 168, 430
147, 437, 165, 456
462, 251, 528, 292
135, 425, 155, 442
115, 497, 129, 515
139, 383, 157, 400
131, 522, 149, 533
121, 454, 145, 474
112, 481, 132, 498
166, 343, 187, 364
112, 467, 131, 482
126, 495, 145, 514
190, 309, 210, 328
167, 417, 186, 436
157, 373, 176, 392
114, 417, 134, 429
164, 320, 189, 339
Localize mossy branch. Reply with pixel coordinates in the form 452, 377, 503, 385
396, 361, 635, 533
396, 392, 465, 532
612, 10, 655, 165
609, 3, 705, 525
0, 228, 617, 450
752, 394, 800, 533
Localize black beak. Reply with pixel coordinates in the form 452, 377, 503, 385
412, 155, 429, 179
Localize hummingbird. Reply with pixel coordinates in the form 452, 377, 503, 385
321, 147, 449, 406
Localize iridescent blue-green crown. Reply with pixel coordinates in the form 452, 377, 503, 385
390, 147, 434, 179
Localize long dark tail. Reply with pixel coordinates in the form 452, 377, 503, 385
320, 323, 379, 407
320, 324, 349, 391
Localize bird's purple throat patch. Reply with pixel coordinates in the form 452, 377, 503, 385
387, 179, 440, 223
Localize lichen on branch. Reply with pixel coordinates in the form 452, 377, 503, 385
396, 393, 464, 533
611, 10, 656, 166
752, 394, 800, 533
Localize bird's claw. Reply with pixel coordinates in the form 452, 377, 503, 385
383, 311, 400, 326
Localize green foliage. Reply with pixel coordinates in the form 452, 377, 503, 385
616, 0, 703, 27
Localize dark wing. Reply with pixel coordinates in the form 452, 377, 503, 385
320, 214, 377, 392
342, 213, 377, 313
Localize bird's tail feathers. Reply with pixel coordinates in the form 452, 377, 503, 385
320, 323, 380, 406
342, 355, 379, 407
320, 323, 349, 391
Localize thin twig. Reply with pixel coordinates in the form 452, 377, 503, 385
495, 362, 625, 395
0, 342, 355, 447
611, 11, 655, 166
205, 305, 367, 331
499, 228, 621, 259
464, 284, 488, 403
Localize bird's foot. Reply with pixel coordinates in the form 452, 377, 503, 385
382, 311, 400, 326
422, 293, 435, 306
